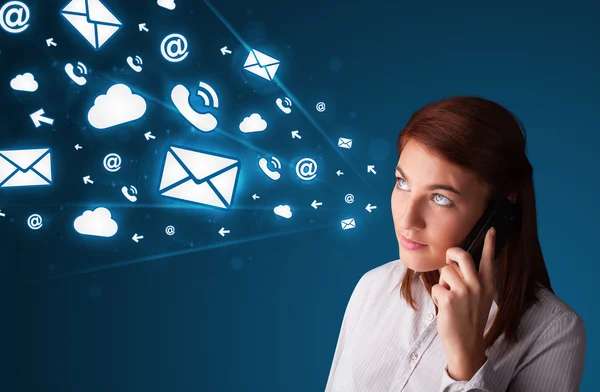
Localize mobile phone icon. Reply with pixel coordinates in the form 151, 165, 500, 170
170, 83, 218, 132
64, 62, 87, 86
258, 157, 281, 180
460, 197, 521, 271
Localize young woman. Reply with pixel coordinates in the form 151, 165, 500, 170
325, 96, 586, 392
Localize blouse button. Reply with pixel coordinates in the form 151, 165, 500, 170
410, 352, 418, 361
427, 313, 434, 321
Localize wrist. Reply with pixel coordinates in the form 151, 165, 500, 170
447, 351, 487, 381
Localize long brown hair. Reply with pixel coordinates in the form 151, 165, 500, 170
396, 96, 553, 351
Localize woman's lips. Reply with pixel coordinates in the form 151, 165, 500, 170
400, 235, 428, 250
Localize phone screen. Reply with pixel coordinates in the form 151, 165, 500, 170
459, 197, 521, 272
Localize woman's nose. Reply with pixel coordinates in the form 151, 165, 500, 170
398, 200, 425, 230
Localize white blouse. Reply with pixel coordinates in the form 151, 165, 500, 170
325, 259, 586, 391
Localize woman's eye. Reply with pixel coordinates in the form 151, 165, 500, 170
395, 177, 408, 190
395, 177, 454, 208
432, 194, 453, 207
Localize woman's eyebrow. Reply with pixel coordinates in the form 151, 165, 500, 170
396, 165, 462, 196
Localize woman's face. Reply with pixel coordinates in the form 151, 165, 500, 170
391, 140, 492, 273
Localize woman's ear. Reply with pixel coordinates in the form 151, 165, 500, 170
508, 192, 517, 203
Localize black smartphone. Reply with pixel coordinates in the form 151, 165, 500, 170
459, 197, 521, 272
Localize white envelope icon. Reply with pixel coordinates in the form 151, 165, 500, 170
243, 49, 280, 81
159, 146, 240, 209
0, 148, 53, 188
341, 218, 356, 230
338, 137, 353, 149
60, 0, 122, 50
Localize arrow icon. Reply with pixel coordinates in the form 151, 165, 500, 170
74, 144, 82, 150
291, 130, 302, 139
220, 46, 232, 55
219, 227, 230, 237
252, 194, 260, 200
144, 131, 155, 140
132, 233, 144, 243
311, 200, 323, 209
336, 170, 344, 176
83, 176, 94, 184
367, 165, 377, 175
365, 203, 377, 213
46, 38, 57, 47
30, 109, 54, 128
138, 23, 149, 32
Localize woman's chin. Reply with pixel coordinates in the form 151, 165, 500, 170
399, 251, 440, 272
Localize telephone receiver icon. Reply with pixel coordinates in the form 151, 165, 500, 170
121, 186, 138, 202
64, 62, 87, 86
258, 157, 281, 180
276, 97, 292, 114
126, 56, 143, 72
171, 84, 218, 132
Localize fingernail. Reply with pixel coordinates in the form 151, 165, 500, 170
490, 227, 496, 236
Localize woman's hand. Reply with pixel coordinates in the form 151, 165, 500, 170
431, 227, 497, 381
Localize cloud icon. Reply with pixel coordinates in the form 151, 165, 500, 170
157, 0, 176, 10
10, 73, 38, 92
74, 207, 118, 237
87, 84, 147, 129
274, 204, 292, 219
239, 113, 267, 133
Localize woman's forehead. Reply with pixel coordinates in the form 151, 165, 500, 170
396, 144, 489, 197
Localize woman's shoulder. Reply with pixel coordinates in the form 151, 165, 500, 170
517, 285, 586, 346
354, 259, 406, 295
529, 286, 585, 327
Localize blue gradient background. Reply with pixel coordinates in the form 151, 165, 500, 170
2, 0, 598, 390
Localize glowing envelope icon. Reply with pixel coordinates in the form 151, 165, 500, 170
243, 49, 280, 81
158, 145, 240, 209
60, 0, 123, 50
